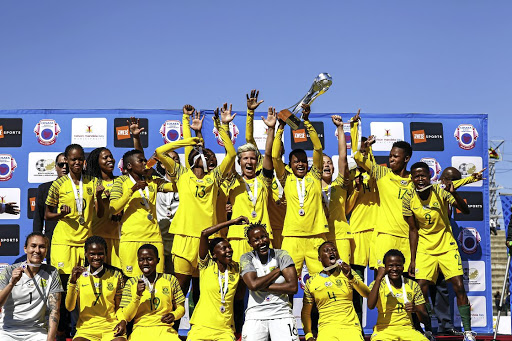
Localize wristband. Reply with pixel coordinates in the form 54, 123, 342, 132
507, 241, 512, 247
305, 332, 314, 340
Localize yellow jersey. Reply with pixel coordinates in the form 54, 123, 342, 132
402, 184, 457, 254
268, 177, 287, 231
304, 270, 368, 329
46, 174, 97, 246
91, 179, 120, 240
110, 175, 172, 242
369, 277, 425, 328
347, 171, 379, 233
66, 266, 124, 331
323, 174, 350, 240
189, 255, 240, 332
227, 172, 273, 239
120, 273, 185, 328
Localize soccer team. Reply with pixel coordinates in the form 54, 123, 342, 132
0, 90, 485, 341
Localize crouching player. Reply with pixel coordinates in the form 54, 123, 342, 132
301, 242, 370, 341
368, 249, 431, 341
240, 223, 298, 341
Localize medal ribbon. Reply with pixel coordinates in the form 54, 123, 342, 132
22, 261, 42, 269
322, 185, 332, 206
244, 178, 258, 211
128, 174, 150, 211
68, 173, 84, 217
192, 146, 208, 172
415, 184, 433, 192
323, 259, 343, 272
385, 274, 409, 304
296, 178, 306, 210
218, 267, 229, 304
143, 273, 158, 293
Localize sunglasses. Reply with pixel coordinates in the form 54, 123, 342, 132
57, 162, 69, 168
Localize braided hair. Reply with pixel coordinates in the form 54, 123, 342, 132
84, 147, 109, 178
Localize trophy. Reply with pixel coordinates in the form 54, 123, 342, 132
278, 73, 332, 130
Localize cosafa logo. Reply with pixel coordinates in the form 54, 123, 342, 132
159, 120, 182, 144
0, 154, 17, 181
454, 124, 478, 150
420, 157, 442, 181
33, 119, 61, 146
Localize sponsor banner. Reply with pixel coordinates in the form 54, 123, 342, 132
455, 192, 483, 221
72, 117, 107, 148
462, 260, 486, 292
290, 121, 325, 151
33, 119, 61, 146
333, 123, 353, 150
410, 122, 444, 151
27, 188, 38, 220
252, 120, 269, 151
0, 118, 23, 148
113, 118, 149, 148
420, 157, 442, 181
454, 124, 478, 150
0, 154, 17, 181
28, 152, 61, 183
0, 188, 20, 220
0, 224, 20, 256
159, 120, 182, 144
451, 156, 483, 187
369, 122, 404, 151
458, 227, 481, 255
212, 122, 239, 147
454, 295, 487, 327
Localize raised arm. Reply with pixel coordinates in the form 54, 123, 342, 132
272, 122, 286, 181
246, 89, 264, 146
302, 104, 322, 170
217, 104, 237, 177
128, 117, 145, 155
261, 107, 277, 172
452, 168, 486, 189
445, 181, 470, 214
332, 115, 349, 179
182, 104, 194, 168
367, 267, 385, 309
199, 216, 249, 260
155, 137, 203, 175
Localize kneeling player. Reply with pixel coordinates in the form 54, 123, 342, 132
240, 223, 298, 341
301, 242, 370, 341
405, 162, 475, 341
368, 249, 431, 341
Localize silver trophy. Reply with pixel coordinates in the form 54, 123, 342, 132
278, 73, 332, 130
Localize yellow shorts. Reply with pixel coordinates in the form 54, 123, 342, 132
271, 229, 283, 249
335, 238, 352, 265
119, 241, 164, 277
172, 234, 200, 277
51, 244, 85, 275
415, 249, 463, 282
281, 235, 326, 276
187, 325, 235, 341
74, 325, 127, 341
374, 232, 411, 270
228, 238, 252, 263
317, 326, 363, 341
368, 230, 378, 269
130, 325, 180, 341
371, 326, 428, 341
350, 230, 373, 267
104, 238, 121, 269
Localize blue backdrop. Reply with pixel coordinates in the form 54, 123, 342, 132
0, 110, 491, 334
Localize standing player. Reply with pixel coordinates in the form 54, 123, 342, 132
109, 149, 175, 277
301, 242, 370, 341
227, 106, 277, 261
119, 244, 185, 340
155, 104, 236, 298
187, 216, 248, 341
272, 103, 329, 276
65, 236, 125, 341
240, 224, 298, 341
368, 249, 431, 341
0, 232, 63, 341
404, 162, 475, 341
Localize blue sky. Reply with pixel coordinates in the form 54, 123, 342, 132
1, 1, 511, 211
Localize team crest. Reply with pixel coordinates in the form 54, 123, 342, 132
458, 227, 481, 254
0, 154, 17, 181
206, 178, 213, 185
33, 119, 61, 146
87, 188, 93, 195
162, 287, 170, 295
107, 282, 114, 291
212, 122, 239, 147
40, 278, 47, 288
149, 186, 154, 192
420, 157, 442, 181
159, 120, 182, 144
454, 124, 478, 150
335, 279, 342, 287
229, 274, 235, 281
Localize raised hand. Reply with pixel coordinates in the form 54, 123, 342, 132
183, 104, 195, 116
331, 115, 343, 127
127, 117, 145, 137
190, 110, 205, 132
247, 89, 264, 111
95, 184, 105, 197
351, 109, 361, 123
301, 103, 311, 121
212, 107, 221, 126
220, 102, 236, 124
234, 216, 250, 225
443, 179, 455, 193
9, 266, 24, 285
262, 107, 277, 128
376, 266, 387, 280
472, 168, 486, 181
136, 279, 146, 297
70, 266, 86, 284
340, 262, 353, 280
4, 202, 19, 215
364, 135, 376, 148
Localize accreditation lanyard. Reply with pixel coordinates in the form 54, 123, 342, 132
68, 173, 84, 216
143, 273, 158, 294
244, 178, 258, 210
385, 275, 409, 304
218, 267, 229, 305
296, 178, 306, 210
128, 174, 150, 211
322, 185, 332, 206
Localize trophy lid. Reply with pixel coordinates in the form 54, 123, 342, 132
313, 73, 332, 92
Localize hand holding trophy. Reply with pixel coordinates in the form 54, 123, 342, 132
278, 73, 332, 130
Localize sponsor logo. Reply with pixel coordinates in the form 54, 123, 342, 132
0, 188, 20, 220
420, 157, 442, 181
0, 225, 19, 256
369, 122, 404, 152
72, 118, 107, 148
457, 227, 481, 254
212, 122, 239, 147
0, 154, 17, 181
454, 124, 478, 150
58, 262, 64, 268
451, 156, 483, 188
28, 152, 61, 183
290, 121, 325, 151
113, 118, 149, 148
454, 295, 487, 327
159, 120, 182, 144
299, 262, 310, 290
0, 118, 23, 147
33, 119, 61, 145
27, 188, 38, 220
462, 261, 486, 291
455, 192, 483, 221
410, 122, 444, 151
115, 126, 130, 140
